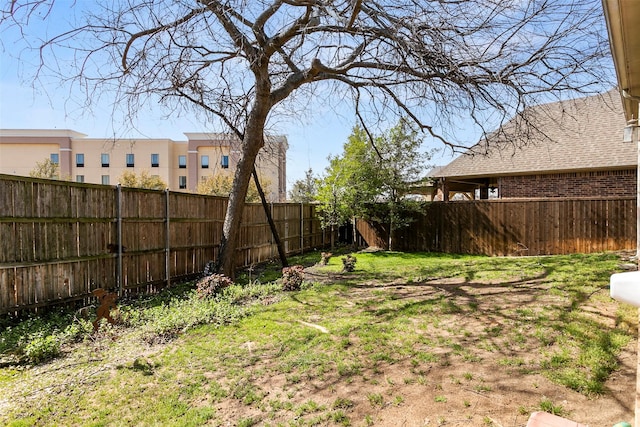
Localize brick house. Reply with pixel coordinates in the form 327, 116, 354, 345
432, 90, 637, 200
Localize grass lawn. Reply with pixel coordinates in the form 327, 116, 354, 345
0, 250, 637, 426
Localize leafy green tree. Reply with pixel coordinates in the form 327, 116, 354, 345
29, 158, 60, 180
317, 126, 381, 248
370, 120, 432, 249
317, 121, 430, 249
288, 168, 319, 203
118, 170, 167, 190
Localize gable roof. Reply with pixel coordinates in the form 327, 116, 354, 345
435, 90, 636, 179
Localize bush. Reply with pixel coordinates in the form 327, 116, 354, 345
342, 255, 357, 272
282, 265, 305, 291
22, 333, 61, 363
3, 313, 93, 365
197, 274, 234, 299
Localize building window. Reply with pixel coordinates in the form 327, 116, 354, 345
76, 175, 85, 183
201, 155, 209, 169
101, 153, 110, 167
151, 153, 159, 167
221, 155, 229, 169
178, 155, 187, 168
76, 153, 84, 167
126, 153, 135, 167
50, 153, 59, 164
178, 176, 187, 189
101, 175, 110, 185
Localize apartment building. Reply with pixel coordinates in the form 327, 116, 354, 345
0, 129, 288, 201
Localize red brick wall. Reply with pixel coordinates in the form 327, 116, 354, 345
499, 169, 637, 198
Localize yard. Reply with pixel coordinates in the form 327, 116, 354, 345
0, 250, 637, 426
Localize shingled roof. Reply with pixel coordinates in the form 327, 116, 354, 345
435, 90, 636, 179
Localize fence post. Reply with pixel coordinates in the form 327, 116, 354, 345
300, 202, 304, 255
116, 184, 123, 297
165, 189, 171, 288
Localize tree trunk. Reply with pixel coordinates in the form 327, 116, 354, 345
252, 167, 288, 268
388, 199, 395, 251
217, 100, 270, 278
330, 223, 335, 250
352, 217, 357, 249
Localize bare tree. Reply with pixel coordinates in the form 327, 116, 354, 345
2, 0, 613, 277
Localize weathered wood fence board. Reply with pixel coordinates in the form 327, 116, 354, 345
356, 198, 636, 255
0, 175, 329, 314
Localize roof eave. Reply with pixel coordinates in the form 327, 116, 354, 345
602, 0, 640, 120
436, 164, 637, 180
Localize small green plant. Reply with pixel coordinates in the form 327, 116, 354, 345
332, 397, 354, 410
237, 417, 257, 427
474, 383, 492, 393
367, 393, 384, 407
341, 254, 357, 272
434, 395, 447, 403
295, 400, 326, 416
231, 380, 265, 405
196, 273, 233, 298
539, 397, 566, 416
332, 410, 351, 426
281, 265, 305, 291
22, 333, 61, 363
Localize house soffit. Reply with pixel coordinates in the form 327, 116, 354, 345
603, 0, 640, 120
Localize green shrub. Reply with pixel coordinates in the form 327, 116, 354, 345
3, 313, 92, 365
22, 333, 61, 363
282, 265, 305, 291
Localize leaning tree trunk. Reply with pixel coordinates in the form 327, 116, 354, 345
252, 167, 288, 268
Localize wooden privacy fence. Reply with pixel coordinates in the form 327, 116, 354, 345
0, 174, 329, 314
356, 197, 636, 255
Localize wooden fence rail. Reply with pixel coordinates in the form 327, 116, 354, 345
356, 197, 637, 255
0, 175, 329, 314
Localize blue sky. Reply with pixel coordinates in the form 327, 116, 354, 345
0, 2, 458, 186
